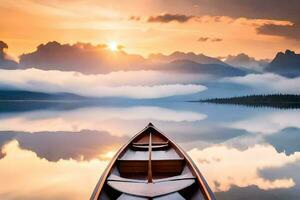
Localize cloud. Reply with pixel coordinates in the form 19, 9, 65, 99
19, 41, 146, 74
129, 16, 141, 21
0, 40, 19, 69
257, 23, 300, 40
210, 38, 223, 42
192, 0, 300, 40
223, 73, 300, 93
215, 184, 298, 200
0, 41, 8, 49
147, 13, 194, 23
197, 37, 223, 42
197, 37, 209, 42
189, 0, 300, 22
18, 41, 230, 74
0, 68, 206, 98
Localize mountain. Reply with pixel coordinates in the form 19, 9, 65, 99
160, 60, 246, 77
0, 90, 87, 100
266, 50, 300, 77
149, 51, 226, 65
225, 53, 269, 72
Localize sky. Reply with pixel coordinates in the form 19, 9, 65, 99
1, 0, 300, 60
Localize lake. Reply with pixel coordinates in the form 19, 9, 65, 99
0, 100, 299, 200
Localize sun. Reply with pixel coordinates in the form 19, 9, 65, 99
108, 41, 118, 51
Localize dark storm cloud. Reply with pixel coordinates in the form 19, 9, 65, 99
147, 13, 194, 23
0, 130, 128, 162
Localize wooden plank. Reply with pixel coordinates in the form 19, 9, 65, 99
107, 179, 195, 198
154, 166, 195, 183
108, 174, 147, 183
134, 133, 167, 144
118, 160, 148, 174
148, 132, 153, 183
133, 142, 169, 146
132, 144, 169, 151
119, 149, 181, 161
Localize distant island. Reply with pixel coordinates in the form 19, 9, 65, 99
198, 94, 300, 109
0, 90, 86, 101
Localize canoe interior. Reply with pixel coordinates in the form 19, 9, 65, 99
92, 123, 215, 200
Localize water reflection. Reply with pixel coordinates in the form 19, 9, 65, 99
0, 130, 128, 161
0, 101, 299, 200
0, 141, 107, 200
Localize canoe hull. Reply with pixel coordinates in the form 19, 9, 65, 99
91, 123, 216, 200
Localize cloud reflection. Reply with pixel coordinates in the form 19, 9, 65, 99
0, 106, 207, 134
188, 144, 300, 192
229, 110, 300, 134
0, 141, 107, 200
0, 130, 127, 161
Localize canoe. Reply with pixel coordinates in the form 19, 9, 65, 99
91, 123, 216, 200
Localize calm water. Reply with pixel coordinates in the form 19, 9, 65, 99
0, 101, 299, 200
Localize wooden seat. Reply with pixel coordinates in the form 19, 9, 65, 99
117, 149, 185, 175
107, 179, 195, 198
119, 149, 181, 161
117, 192, 185, 200
132, 143, 169, 151
108, 173, 147, 183
132, 141, 169, 146
108, 166, 194, 183
154, 166, 195, 183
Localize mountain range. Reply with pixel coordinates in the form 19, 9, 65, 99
266, 50, 300, 77
1, 40, 300, 78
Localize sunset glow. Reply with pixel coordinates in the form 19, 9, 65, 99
1, 1, 300, 200
108, 41, 118, 52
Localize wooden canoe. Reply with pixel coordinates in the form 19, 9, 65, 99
91, 123, 216, 200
